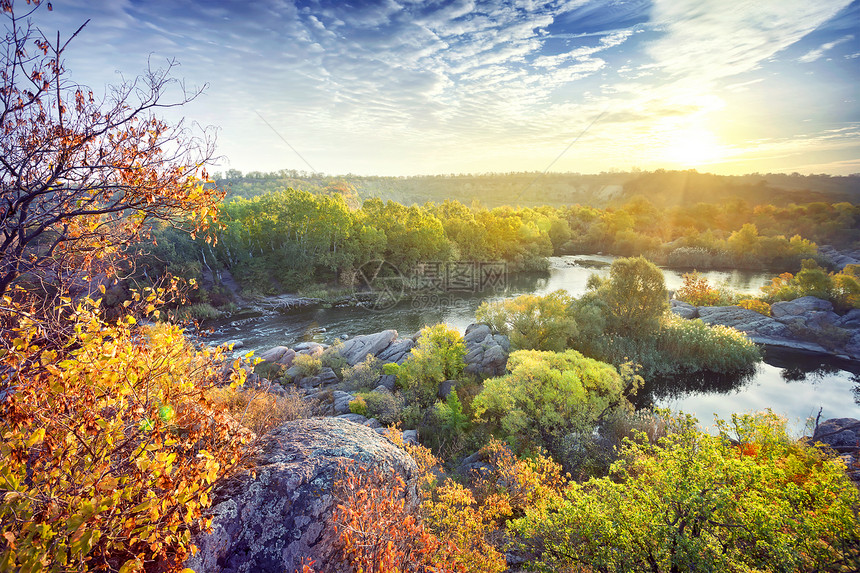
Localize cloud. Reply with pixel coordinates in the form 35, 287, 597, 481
798, 34, 854, 62
646, 0, 852, 81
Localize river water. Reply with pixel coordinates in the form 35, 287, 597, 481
206, 255, 860, 433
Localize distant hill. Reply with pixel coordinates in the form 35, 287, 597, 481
212, 169, 860, 208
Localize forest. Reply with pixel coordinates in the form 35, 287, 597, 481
1, 2, 859, 572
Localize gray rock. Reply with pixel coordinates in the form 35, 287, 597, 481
332, 390, 354, 415
481, 344, 507, 376
812, 418, 860, 453
464, 346, 483, 364
186, 418, 418, 573
316, 367, 340, 386
294, 342, 325, 357
364, 418, 382, 429
836, 309, 860, 330
258, 345, 290, 363
337, 413, 368, 425
670, 300, 698, 319
222, 339, 244, 349
376, 338, 415, 364
371, 384, 391, 394
437, 379, 457, 399
771, 296, 834, 319
402, 429, 419, 445
377, 374, 397, 392
337, 330, 398, 365
464, 323, 491, 343
275, 348, 297, 367
493, 334, 511, 352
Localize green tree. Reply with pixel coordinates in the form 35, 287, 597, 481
512, 411, 860, 573
592, 256, 668, 337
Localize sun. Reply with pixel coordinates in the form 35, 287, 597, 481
662, 126, 726, 168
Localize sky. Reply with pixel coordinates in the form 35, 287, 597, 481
19, 0, 860, 176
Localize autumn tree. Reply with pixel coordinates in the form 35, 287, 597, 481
0, 0, 222, 298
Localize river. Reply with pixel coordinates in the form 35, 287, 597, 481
206, 255, 860, 433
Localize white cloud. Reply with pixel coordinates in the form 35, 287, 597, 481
799, 35, 854, 63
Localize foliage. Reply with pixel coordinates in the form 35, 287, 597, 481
205, 385, 313, 436
737, 298, 771, 315
475, 290, 576, 351
348, 396, 368, 417
341, 354, 382, 391
384, 430, 510, 573
511, 411, 860, 573
761, 260, 860, 310
675, 272, 736, 307
472, 349, 635, 456
292, 354, 322, 378
330, 464, 463, 573
390, 324, 466, 407
0, 2, 221, 298
655, 315, 761, 373
0, 295, 253, 572
591, 256, 669, 337
361, 391, 406, 426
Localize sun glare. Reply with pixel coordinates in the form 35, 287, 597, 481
663, 127, 726, 168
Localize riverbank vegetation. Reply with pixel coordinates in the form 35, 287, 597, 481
135, 187, 858, 315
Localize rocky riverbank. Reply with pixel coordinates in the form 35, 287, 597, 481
671, 296, 860, 361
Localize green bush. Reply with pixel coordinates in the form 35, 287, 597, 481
472, 349, 637, 456
475, 290, 576, 351
512, 411, 860, 573
348, 395, 368, 417
362, 391, 406, 426
656, 315, 761, 373
390, 324, 466, 407
293, 353, 322, 377
342, 354, 383, 390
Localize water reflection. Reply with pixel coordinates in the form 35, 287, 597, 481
637, 367, 758, 408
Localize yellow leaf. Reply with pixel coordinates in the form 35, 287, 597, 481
99, 284, 106, 294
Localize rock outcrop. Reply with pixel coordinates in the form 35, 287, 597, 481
186, 418, 419, 573
337, 330, 399, 365
462, 323, 510, 377
811, 417, 860, 483
671, 297, 860, 360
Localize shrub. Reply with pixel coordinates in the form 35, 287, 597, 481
475, 290, 576, 351
512, 411, 860, 573
320, 339, 348, 378
206, 385, 313, 435
656, 315, 761, 373
363, 391, 406, 426
675, 272, 727, 307
0, 297, 253, 571
342, 354, 382, 390
348, 395, 369, 417
472, 349, 636, 455
737, 298, 771, 315
293, 353, 322, 377
391, 324, 466, 407
591, 256, 668, 337
330, 465, 463, 573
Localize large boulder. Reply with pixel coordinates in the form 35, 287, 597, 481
670, 300, 698, 319
186, 418, 419, 573
812, 418, 860, 454
770, 296, 833, 319
337, 330, 398, 365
